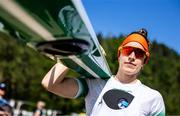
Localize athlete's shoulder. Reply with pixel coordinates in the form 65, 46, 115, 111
86, 78, 107, 85
139, 83, 165, 115
74, 77, 107, 98
140, 83, 163, 99
140, 85, 166, 116
86, 78, 107, 91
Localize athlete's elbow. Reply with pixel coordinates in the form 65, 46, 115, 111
41, 79, 57, 93
41, 81, 54, 93
41, 80, 48, 90
41, 78, 51, 90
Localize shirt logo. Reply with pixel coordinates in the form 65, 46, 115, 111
103, 89, 134, 110
118, 98, 129, 109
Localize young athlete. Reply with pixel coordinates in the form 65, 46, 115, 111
41, 29, 165, 116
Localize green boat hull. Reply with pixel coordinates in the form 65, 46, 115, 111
0, 0, 111, 79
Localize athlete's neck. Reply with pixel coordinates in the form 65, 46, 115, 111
115, 70, 138, 84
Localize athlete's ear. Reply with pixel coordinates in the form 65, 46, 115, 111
141, 64, 144, 70
118, 53, 122, 61
118, 56, 121, 64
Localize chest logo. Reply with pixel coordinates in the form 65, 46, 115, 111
103, 89, 134, 110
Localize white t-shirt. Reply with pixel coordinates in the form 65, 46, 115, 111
81, 76, 165, 116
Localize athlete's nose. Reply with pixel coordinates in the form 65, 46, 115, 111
128, 51, 135, 62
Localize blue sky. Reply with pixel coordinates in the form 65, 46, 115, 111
82, 0, 180, 54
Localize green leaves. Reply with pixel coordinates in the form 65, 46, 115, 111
0, 32, 180, 114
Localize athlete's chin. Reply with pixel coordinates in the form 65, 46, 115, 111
123, 68, 138, 76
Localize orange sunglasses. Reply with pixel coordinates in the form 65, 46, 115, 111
118, 46, 147, 59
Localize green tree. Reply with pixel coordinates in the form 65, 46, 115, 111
0, 32, 180, 114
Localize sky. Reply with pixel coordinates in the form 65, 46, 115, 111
82, 0, 180, 54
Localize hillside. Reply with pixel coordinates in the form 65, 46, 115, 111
0, 32, 180, 114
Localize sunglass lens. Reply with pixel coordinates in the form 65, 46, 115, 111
134, 49, 145, 59
121, 47, 133, 56
121, 47, 145, 59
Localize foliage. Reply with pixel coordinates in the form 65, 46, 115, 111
0, 32, 83, 114
0, 32, 180, 114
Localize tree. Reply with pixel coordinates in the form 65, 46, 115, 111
0, 32, 180, 114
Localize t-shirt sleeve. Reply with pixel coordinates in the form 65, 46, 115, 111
150, 92, 165, 116
73, 77, 89, 98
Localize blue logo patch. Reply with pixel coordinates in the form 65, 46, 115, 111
118, 98, 129, 109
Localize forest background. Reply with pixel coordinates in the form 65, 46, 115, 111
0, 32, 180, 115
